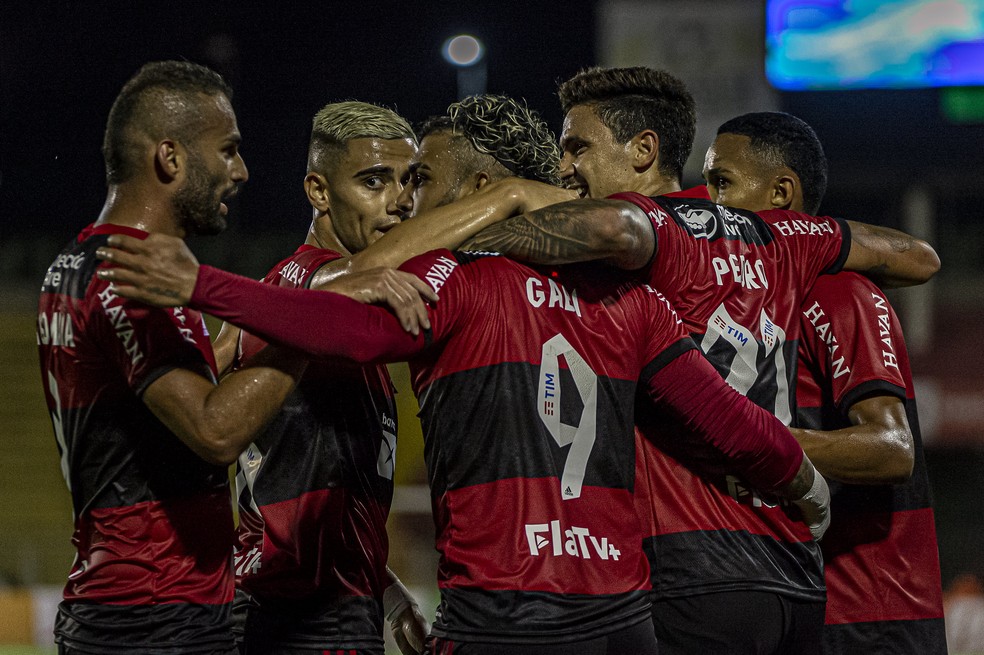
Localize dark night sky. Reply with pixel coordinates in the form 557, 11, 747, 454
3, 1, 982, 271
1, 1, 596, 246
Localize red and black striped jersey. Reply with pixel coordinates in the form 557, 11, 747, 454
797, 272, 946, 653
397, 248, 799, 644
37, 223, 235, 654
400, 250, 688, 643
613, 188, 849, 602
180, 248, 811, 646
232, 245, 396, 651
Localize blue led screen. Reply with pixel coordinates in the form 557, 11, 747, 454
767, 0, 984, 89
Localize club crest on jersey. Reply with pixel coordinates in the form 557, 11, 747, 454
681, 207, 718, 239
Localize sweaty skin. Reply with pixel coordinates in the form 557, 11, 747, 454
466, 105, 939, 287
703, 130, 915, 484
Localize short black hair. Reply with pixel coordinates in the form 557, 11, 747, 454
558, 66, 696, 182
716, 112, 828, 214
102, 60, 233, 184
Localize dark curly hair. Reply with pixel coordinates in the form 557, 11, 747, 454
558, 66, 696, 182
438, 94, 561, 185
716, 112, 828, 214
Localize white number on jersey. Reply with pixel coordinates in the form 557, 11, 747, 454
700, 304, 792, 425
537, 333, 598, 500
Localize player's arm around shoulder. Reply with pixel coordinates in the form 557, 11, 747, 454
463, 196, 655, 270
844, 219, 940, 288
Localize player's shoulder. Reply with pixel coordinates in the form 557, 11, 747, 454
656, 196, 774, 246
807, 271, 883, 304
40, 234, 112, 306
757, 208, 841, 238
265, 245, 343, 287
402, 248, 512, 279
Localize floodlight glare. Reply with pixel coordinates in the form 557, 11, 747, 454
443, 35, 484, 67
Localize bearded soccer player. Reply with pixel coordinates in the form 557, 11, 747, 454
36, 61, 308, 654
704, 111, 947, 654
148, 94, 571, 655
91, 215, 833, 655
90, 94, 835, 653
463, 66, 940, 654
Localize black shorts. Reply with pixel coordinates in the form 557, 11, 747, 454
652, 590, 824, 655
236, 592, 384, 655
427, 618, 659, 655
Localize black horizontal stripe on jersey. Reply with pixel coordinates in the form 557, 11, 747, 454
60, 403, 229, 515
416, 361, 637, 497
55, 600, 235, 654
821, 617, 947, 655
643, 529, 825, 602
243, 364, 393, 507
433, 587, 650, 644
239, 594, 384, 652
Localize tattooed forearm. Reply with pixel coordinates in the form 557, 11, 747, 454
845, 220, 940, 288
853, 223, 916, 253
783, 455, 816, 500
463, 199, 654, 269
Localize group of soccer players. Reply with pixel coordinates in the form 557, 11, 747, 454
37, 59, 947, 654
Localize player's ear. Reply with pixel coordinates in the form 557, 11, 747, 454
472, 171, 492, 192
770, 174, 797, 210
155, 140, 180, 182
632, 130, 660, 172
304, 172, 331, 213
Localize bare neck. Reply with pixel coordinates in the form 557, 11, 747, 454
95, 183, 185, 237
638, 173, 683, 198
304, 212, 349, 256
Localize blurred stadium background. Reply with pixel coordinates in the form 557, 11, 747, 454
2, 1, 983, 652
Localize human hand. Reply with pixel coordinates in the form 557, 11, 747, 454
95, 234, 199, 307
384, 579, 429, 655
316, 267, 438, 336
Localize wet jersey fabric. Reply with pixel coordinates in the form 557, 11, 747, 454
233, 245, 395, 652
182, 249, 809, 646
612, 188, 849, 602
37, 223, 235, 654
797, 272, 946, 653
400, 250, 693, 644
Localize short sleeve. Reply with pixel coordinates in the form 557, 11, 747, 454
86, 278, 214, 395
759, 209, 850, 291
800, 273, 907, 416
